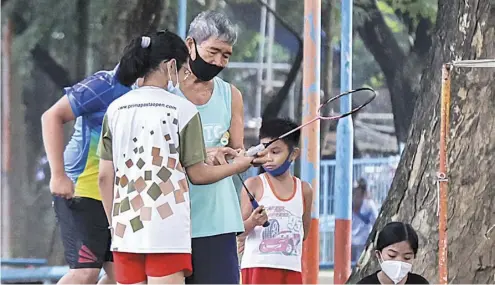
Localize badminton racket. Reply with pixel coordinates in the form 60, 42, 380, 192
237, 174, 270, 227
220, 131, 270, 228
246, 87, 377, 156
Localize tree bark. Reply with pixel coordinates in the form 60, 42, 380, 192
348, 0, 495, 283
75, 0, 89, 79
97, 0, 165, 69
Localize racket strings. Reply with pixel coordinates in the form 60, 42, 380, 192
318, 87, 377, 120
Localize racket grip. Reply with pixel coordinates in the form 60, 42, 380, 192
250, 199, 270, 227
246, 143, 265, 157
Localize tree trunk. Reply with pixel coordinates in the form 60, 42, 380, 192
348, 0, 495, 283
355, 0, 432, 144
75, 0, 89, 79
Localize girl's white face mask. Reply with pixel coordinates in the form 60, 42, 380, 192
167, 59, 186, 94
379, 255, 412, 284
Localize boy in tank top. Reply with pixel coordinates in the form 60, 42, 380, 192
239, 118, 313, 284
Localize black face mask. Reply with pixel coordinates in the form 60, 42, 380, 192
189, 39, 225, 81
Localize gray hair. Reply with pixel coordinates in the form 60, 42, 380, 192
187, 11, 238, 45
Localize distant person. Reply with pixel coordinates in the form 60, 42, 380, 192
239, 118, 313, 284
97, 31, 268, 284
357, 222, 429, 284
352, 178, 378, 264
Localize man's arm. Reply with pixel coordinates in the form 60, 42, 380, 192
228, 85, 244, 150
302, 181, 313, 241
367, 199, 379, 225
41, 96, 76, 177
41, 71, 119, 196
203, 85, 244, 165
97, 114, 115, 225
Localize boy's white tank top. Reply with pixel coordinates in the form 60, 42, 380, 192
241, 173, 304, 272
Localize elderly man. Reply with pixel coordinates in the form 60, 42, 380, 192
175, 11, 247, 284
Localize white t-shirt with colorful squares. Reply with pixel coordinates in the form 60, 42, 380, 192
99, 86, 206, 253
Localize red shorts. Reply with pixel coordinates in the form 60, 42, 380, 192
113, 252, 192, 284
242, 267, 302, 284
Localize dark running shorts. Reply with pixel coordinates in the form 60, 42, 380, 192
52, 196, 112, 269
185, 233, 239, 284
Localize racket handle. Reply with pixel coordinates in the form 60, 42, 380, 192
246, 143, 265, 157
250, 199, 270, 227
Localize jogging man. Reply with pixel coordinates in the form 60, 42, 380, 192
41, 66, 131, 284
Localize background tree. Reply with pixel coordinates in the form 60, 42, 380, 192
355, 0, 436, 143
348, 0, 495, 283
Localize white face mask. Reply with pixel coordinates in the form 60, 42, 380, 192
131, 80, 139, 90
379, 258, 412, 284
167, 60, 180, 93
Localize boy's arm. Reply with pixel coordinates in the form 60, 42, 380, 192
239, 176, 263, 235
302, 181, 313, 241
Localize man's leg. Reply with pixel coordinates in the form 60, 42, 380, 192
185, 233, 239, 284
98, 232, 117, 284
351, 244, 365, 268
54, 196, 113, 284
53, 196, 103, 284
98, 262, 115, 284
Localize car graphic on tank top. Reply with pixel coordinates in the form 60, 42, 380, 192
259, 205, 302, 256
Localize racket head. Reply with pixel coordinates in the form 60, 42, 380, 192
318, 87, 377, 120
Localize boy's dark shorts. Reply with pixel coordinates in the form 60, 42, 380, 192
52, 196, 112, 269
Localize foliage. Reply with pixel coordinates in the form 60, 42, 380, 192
388, 0, 438, 24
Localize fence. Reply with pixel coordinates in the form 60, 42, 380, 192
319, 156, 400, 267
244, 156, 401, 268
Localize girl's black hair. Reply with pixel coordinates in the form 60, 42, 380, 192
116, 30, 188, 87
376, 222, 419, 256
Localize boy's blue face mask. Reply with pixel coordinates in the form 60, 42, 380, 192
262, 151, 293, 177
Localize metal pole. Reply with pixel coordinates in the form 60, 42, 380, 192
265, 0, 276, 93
438, 63, 451, 285
289, 78, 295, 120
1, 19, 12, 258
301, 0, 320, 283
334, 0, 353, 283
178, 0, 187, 39
255, 2, 267, 125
